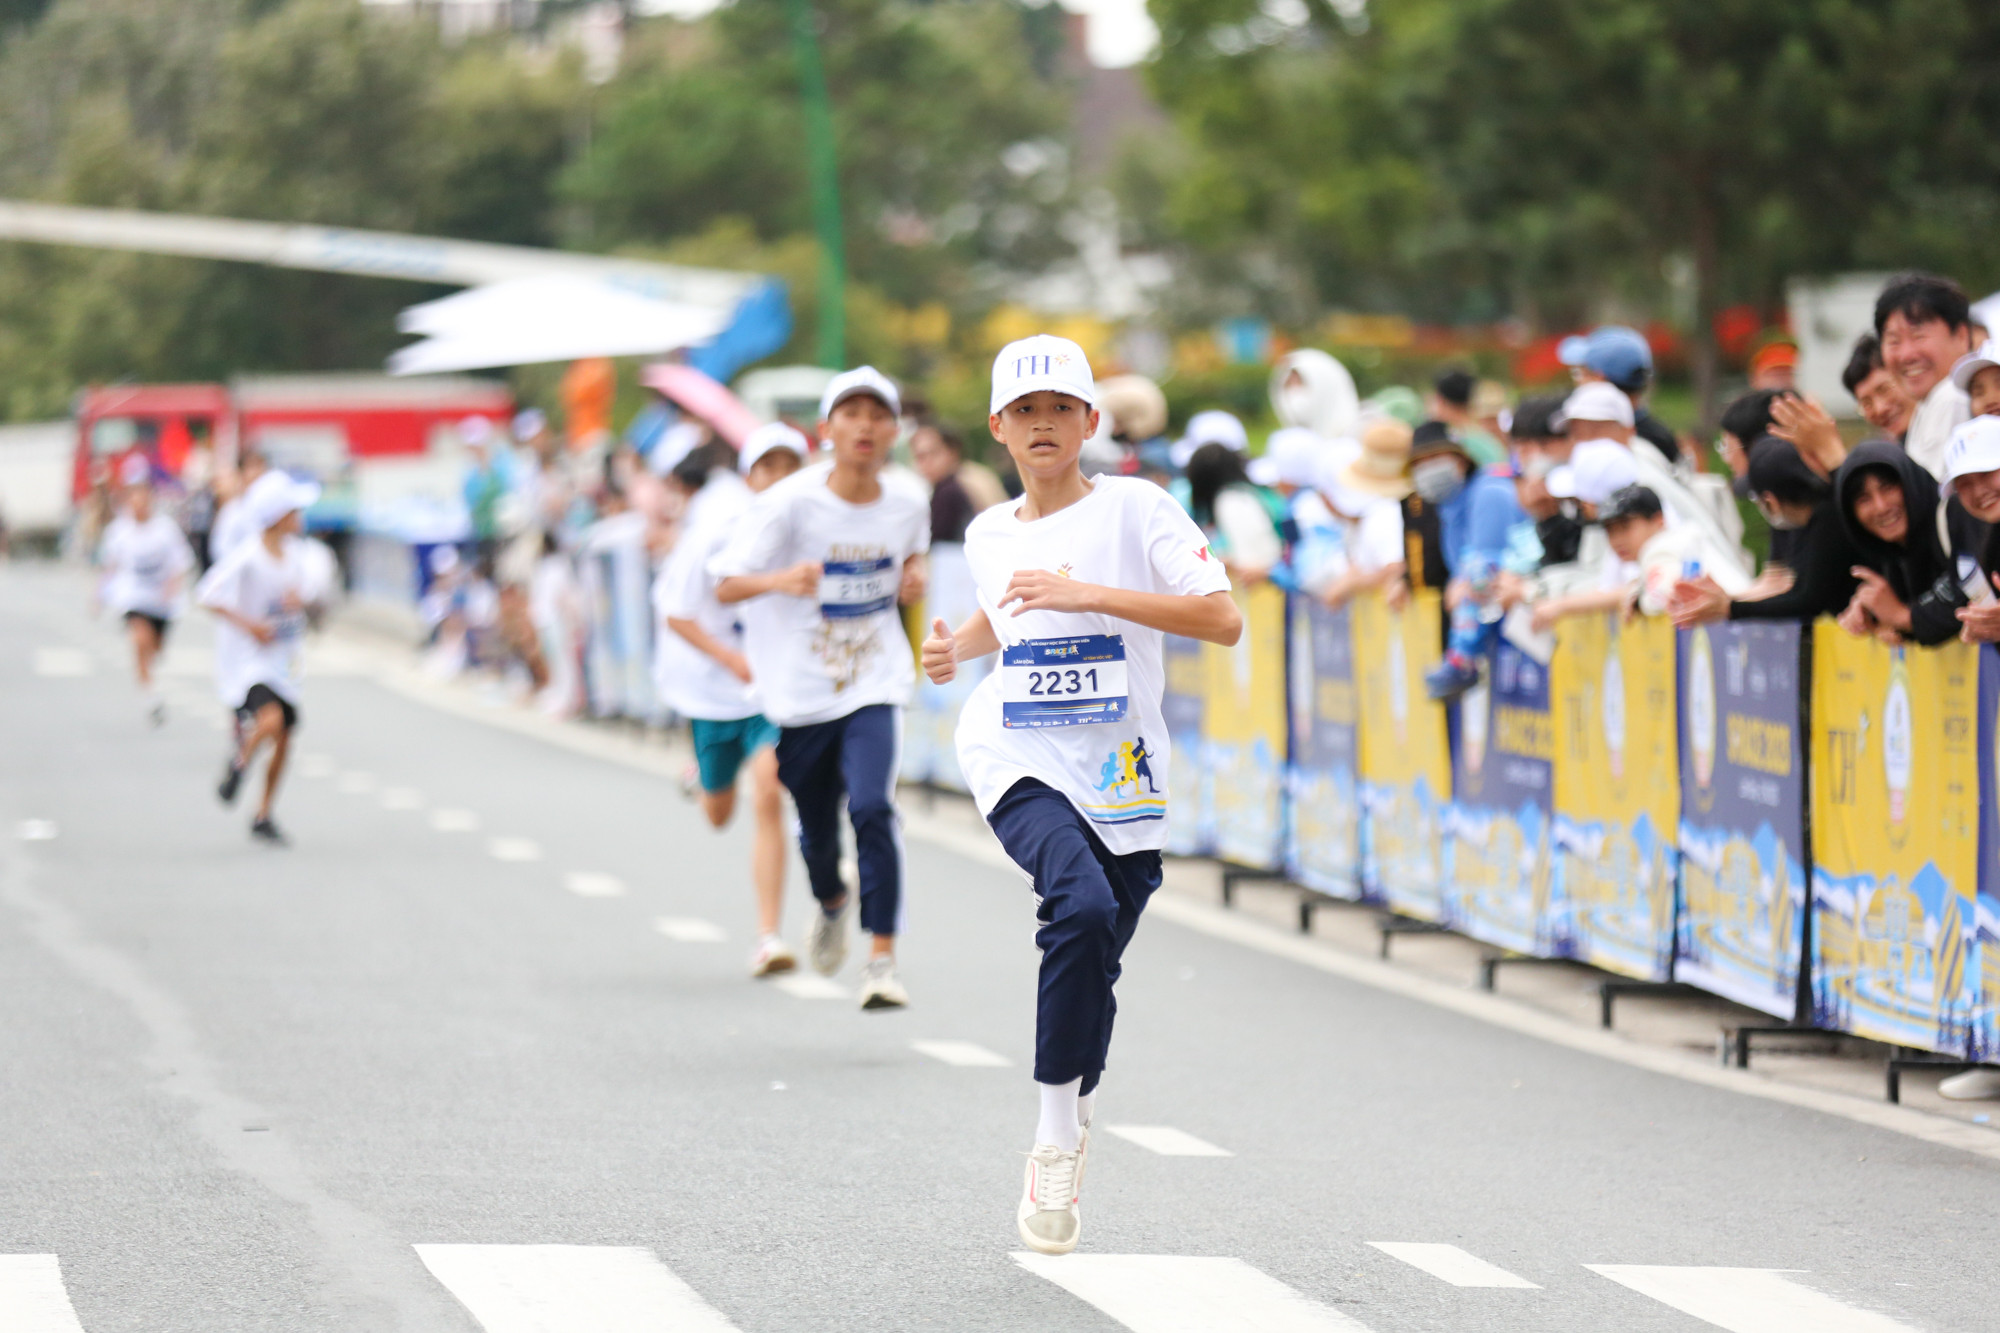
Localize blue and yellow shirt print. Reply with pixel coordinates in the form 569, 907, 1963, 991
1000, 632, 1165, 827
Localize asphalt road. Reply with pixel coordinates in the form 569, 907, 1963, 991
2, 563, 1995, 1333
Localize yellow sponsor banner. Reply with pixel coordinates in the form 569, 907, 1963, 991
1351, 589, 1451, 918
1550, 613, 1681, 980
1809, 624, 1978, 1054
1205, 581, 1288, 868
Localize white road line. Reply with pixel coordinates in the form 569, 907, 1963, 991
1103, 1125, 1233, 1157
32, 648, 92, 677
1013, 1253, 1373, 1332
0, 1254, 88, 1333
911, 1039, 1012, 1067
335, 771, 377, 795
16, 820, 58, 842
1587, 1266, 1923, 1333
380, 787, 425, 811
430, 808, 480, 833
489, 838, 542, 863
654, 916, 726, 942
414, 1243, 741, 1332
1366, 1243, 1538, 1289
566, 872, 628, 899
296, 753, 337, 778
772, 974, 848, 1000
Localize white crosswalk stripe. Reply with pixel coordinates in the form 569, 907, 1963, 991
1367, 1242, 1538, 1288
1013, 1253, 1374, 1332
415, 1243, 742, 1332
1587, 1265, 1925, 1333
1103, 1125, 1233, 1157
0, 1254, 87, 1333
911, 1039, 1012, 1067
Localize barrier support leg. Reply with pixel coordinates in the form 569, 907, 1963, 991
1597, 981, 1700, 1031
1478, 953, 1572, 992
1218, 866, 1287, 909
1728, 1024, 1844, 1070
1885, 1055, 1979, 1104
1376, 915, 1450, 960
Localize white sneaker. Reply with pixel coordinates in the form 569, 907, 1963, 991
677, 763, 699, 802
147, 696, 166, 727
858, 955, 908, 1010
1016, 1144, 1082, 1254
807, 898, 851, 976
750, 936, 797, 978
1939, 1067, 2000, 1100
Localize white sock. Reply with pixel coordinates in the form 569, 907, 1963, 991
1077, 1089, 1095, 1129
1036, 1078, 1082, 1152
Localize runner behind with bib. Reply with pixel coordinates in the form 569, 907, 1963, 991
97, 454, 195, 725
653, 423, 810, 977
711, 368, 930, 1010
920, 336, 1242, 1255
196, 472, 328, 846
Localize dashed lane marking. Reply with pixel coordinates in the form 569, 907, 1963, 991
1103, 1125, 1233, 1157
335, 772, 377, 795
654, 917, 726, 943
1587, 1266, 1924, 1333
911, 1039, 1012, 1067
565, 872, 627, 899
1012, 1253, 1374, 1332
31, 648, 92, 677
414, 1243, 741, 1332
488, 838, 542, 863
0, 1254, 88, 1333
379, 787, 425, 811
296, 753, 336, 778
16, 820, 58, 842
772, 974, 848, 1000
1366, 1242, 1539, 1289
430, 808, 479, 833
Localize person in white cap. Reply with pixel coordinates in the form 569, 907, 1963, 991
96, 453, 194, 725
710, 368, 929, 1010
1170, 408, 1249, 469
921, 334, 1241, 1256
654, 423, 810, 977
197, 470, 327, 845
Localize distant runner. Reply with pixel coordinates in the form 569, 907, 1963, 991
96, 454, 194, 725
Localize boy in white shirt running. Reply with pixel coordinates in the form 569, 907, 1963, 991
712, 368, 930, 1009
197, 471, 327, 845
921, 336, 1241, 1254
654, 423, 810, 976
97, 454, 194, 724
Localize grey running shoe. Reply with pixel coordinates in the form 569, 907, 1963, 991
1016, 1143, 1082, 1254
858, 955, 908, 1010
807, 897, 851, 976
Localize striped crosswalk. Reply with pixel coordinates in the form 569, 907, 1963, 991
3, 1243, 1938, 1331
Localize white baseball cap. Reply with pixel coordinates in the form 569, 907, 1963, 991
818, 365, 902, 421
1546, 439, 1640, 505
460, 414, 496, 447
1950, 340, 2000, 394
739, 421, 813, 474
1941, 415, 2000, 492
1555, 380, 1636, 430
1247, 426, 1325, 488
1182, 409, 1249, 454
244, 470, 322, 530
990, 334, 1097, 415
119, 454, 153, 487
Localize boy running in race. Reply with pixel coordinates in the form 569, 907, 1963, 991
97, 454, 195, 725
197, 471, 327, 845
921, 336, 1241, 1255
654, 423, 811, 977
712, 368, 929, 1010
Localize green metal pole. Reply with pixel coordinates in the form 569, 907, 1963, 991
787, 0, 846, 368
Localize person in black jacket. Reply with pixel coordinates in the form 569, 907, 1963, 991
1670, 438, 1865, 627
1832, 442, 1965, 645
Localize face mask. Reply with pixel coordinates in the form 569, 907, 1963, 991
1519, 454, 1556, 482
1411, 457, 1465, 504
1277, 382, 1314, 426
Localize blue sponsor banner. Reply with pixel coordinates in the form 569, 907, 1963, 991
1285, 596, 1361, 898
1672, 622, 1807, 1020
1161, 633, 1212, 856
1444, 642, 1556, 956
1977, 646, 2000, 1060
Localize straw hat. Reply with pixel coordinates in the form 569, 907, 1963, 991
1338, 419, 1415, 499
1097, 374, 1168, 442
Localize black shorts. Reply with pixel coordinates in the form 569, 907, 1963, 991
123, 611, 170, 641
239, 684, 299, 731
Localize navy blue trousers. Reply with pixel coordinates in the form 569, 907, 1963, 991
776, 703, 903, 937
987, 778, 1161, 1091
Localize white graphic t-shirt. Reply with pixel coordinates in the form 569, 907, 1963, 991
99, 512, 194, 618
707, 460, 930, 727
653, 472, 758, 722
195, 536, 318, 706
955, 476, 1231, 855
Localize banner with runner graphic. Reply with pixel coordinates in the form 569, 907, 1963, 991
1444, 641, 1555, 956
1672, 622, 1807, 1020
1809, 626, 1978, 1055
1206, 581, 1288, 869
1161, 631, 1213, 856
1550, 613, 1680, 981
1974, 646, 2000, 1061
1286, 595, 1360, 898
1353, 590, 1451, 918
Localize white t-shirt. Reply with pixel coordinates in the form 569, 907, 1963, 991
195, 536, 320, 706
98, 512, 193, 618
954, 476, 1232, 855
707, 460, 930, 727
653, 472, 758, 721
